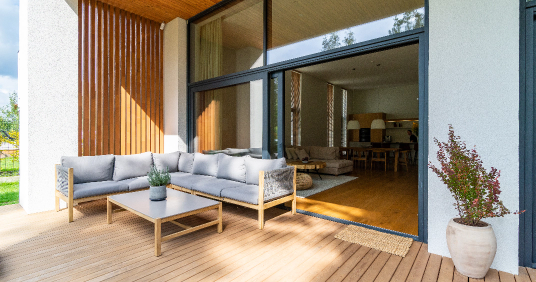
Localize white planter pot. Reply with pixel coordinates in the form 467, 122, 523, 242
149, 186, 167, 201
446, 218, 497, 278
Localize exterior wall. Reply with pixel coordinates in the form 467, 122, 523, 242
428, 0, 519, 274
163, 17, 188, 153
18, 0, 78, 213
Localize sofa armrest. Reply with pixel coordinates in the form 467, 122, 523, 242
55, 165, 73, 198
259, 166, 296, 203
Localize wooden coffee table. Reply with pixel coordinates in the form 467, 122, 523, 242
107, 188, 222, 256
286, 160, 327, 179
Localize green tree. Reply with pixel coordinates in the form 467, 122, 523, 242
343, 30, 356, 46
388, 10, 424, 35
322, 32, 341, 51
0, 92, 19, 132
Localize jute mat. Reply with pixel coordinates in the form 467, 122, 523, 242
335, 225, 413, 257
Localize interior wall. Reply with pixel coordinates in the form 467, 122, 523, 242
350, 84, 419, 142
428, 0, 519, 274
19, 0, 78, 213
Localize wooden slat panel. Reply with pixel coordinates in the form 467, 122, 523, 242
79, 1, 164, 156
78, 0, 83, 156
159, 26, 164, 153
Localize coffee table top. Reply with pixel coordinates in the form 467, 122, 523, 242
108, 188, 220, 220
286, 160, 327, 170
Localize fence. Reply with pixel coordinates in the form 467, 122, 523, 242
0, 121, 19, 176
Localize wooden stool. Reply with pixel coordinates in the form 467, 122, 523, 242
295, 173, 313, 190
398, 150, 410, 171
352, 148, 369, 168
371, 149, 388, 171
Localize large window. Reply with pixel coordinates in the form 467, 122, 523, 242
194, 80, 263, 153
267, 0, 424, 64
190, 0, 264, 82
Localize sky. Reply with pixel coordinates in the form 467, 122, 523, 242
0, 0, 19, 108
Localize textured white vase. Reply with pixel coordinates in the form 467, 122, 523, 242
446, 218, 497, 278
149, 186, 167, 201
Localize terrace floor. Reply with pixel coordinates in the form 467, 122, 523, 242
0, 200, 533, 282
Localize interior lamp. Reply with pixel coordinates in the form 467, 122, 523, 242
371, 119, 386, 129
347, 120, 360, 130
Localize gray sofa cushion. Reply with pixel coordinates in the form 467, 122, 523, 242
117, 176, 150, 191
217, 154, 246, 183
192, 153, 219, 177
153, 151, 180, 172
192, 178, 245, 197
61, 155, 115, 184
244, 157, 286, 185
221, 185, 260, 205
169, 171, 192, 184
170, 174, 214, 189
178, 152, 194, 173
73, 181, 129, 199
113, 152, 153, 181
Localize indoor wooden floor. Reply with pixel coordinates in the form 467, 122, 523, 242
294, 162, 419, 235
0, 200, 531, 281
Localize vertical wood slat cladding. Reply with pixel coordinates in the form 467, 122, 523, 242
79, 0, 164, 156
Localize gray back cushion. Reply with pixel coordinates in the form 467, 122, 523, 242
61, 155, 115, 184
113, 152, 153, 181
244, 157, 287, 185
217, 154, 246, 183
153, 151, 180, 172
178, 152, 194, 173
192, 153, 219, 177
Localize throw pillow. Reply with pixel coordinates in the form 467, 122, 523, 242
178, 152, 195, 173
192, 153, 219, 177
113, 152, 153, 181
289, 148, 299, 160
285, 148, 295, 160
61, 155, 115, 184
217, 154, 246, 182
152, 151, 180, 172
296, 149, 309, 161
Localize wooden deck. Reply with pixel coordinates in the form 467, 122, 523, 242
0, 200, 533, 281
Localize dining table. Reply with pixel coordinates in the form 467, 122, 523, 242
344, 147, 401, 172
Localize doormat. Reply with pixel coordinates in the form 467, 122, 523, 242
335, 225, 413, 257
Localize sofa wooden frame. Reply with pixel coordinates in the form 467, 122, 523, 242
168, 168, 297, 230
55, 165, 296, 228
54, 164, 148, 223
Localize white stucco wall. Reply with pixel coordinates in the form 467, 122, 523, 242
428, 0, 519, 274
163, 17, 188, 153
18, 0, 78, 213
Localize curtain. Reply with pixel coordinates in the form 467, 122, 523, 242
195, 18, 223, 81
327, 84, 334, 147
291, 71, 302, 146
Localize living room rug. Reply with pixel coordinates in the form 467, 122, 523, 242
335, 225, 413, 257
297, 175, 356, 198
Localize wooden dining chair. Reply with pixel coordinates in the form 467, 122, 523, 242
352, 148, 369, 168
371, 149, 388, 171
398, 150, 410, 171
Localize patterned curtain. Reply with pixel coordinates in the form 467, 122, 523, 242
327, 84, 334, 147
291, 71, 302, 146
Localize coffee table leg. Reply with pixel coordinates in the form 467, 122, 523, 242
155, 218, 162, 257
107, 199, 112, 224
218, 202, 223, 233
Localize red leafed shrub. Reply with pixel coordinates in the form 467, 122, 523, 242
429, 125, 522, 226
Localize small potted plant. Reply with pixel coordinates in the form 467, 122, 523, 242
147, 166, 171, 201
429, 125, 522, 278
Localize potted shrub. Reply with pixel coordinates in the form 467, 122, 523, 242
147, 166, 171, 201
429, 125, 522, 278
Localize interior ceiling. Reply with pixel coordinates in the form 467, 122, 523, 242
98, 0, 223, 22
296, 44, 419, 91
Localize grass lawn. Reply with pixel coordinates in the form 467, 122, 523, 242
0, 156, 19, 176
0, 181, 19, 206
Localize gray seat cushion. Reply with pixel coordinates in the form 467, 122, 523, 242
221, 185, 260, 205
117, 176, 150, 191
153, 151, 180, 172
192, 153, 219, 177
169, 174, 215, 189
113, 152, 153, 181
73, 181, 129, 199
244, 157, 287, 185
169, 172, 192, 184
217, 154, 246, 183
191, 178, 245, 197
178, 152, 195, 173
61, 155, 115, 184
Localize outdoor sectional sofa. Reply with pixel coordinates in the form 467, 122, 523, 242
55, 152, 296, 229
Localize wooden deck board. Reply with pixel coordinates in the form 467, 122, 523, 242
0, 202, 530, 282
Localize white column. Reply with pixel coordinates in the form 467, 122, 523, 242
428, 0, 519, 274
163, 17, 188, 153
18, 0, 78, 213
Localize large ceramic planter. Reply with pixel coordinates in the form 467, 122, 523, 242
446, 218, 497, 278
149, 185, 167, 201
